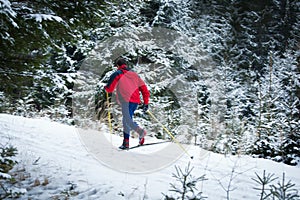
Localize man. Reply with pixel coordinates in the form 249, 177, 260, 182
104, 58, 150, 149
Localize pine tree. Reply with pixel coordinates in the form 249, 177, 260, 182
163, 163, 207, 200
0, 0, 105, 119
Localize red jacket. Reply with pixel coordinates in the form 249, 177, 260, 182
104, 65, 150, 104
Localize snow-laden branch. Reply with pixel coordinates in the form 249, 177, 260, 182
25, 14, 64, 23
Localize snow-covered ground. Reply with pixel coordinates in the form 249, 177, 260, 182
0, 114, 299, 199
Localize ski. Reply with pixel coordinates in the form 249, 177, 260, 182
129, 140, 170, 150
118, 140, 170, 150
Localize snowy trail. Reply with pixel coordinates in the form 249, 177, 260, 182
78, 128, 189, 173
1, 114, 299, 200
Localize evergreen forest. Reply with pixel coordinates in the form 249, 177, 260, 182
1, 0, 299, 165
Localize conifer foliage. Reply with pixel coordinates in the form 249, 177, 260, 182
163, 163, 207, 200
0, 0, 299, 165
0, 145, 18, 198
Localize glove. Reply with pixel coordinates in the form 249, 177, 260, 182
142, 104, 149, 113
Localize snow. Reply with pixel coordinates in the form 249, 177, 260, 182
0, 114, 299, 199
0, 172, 11, 179
26, 14, 64, 23
0, 0, 18, 28
0, 0, 16, 17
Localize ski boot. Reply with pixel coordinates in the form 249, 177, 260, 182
136, 127, 146, 146
119, 139, 129, 150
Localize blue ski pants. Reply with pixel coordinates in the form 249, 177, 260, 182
121, 102, 139, 139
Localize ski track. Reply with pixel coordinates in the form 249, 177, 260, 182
0, 114, 299, 200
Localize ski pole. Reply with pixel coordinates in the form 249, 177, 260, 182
106, 91, 113, 134
147, 110, 193, 159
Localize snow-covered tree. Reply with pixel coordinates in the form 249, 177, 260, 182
1, 0, 299, 165
0, 0, 105, 120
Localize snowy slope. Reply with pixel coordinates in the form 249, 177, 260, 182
0, 114, 299, 200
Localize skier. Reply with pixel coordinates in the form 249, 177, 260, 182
104, 58, 150, 149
